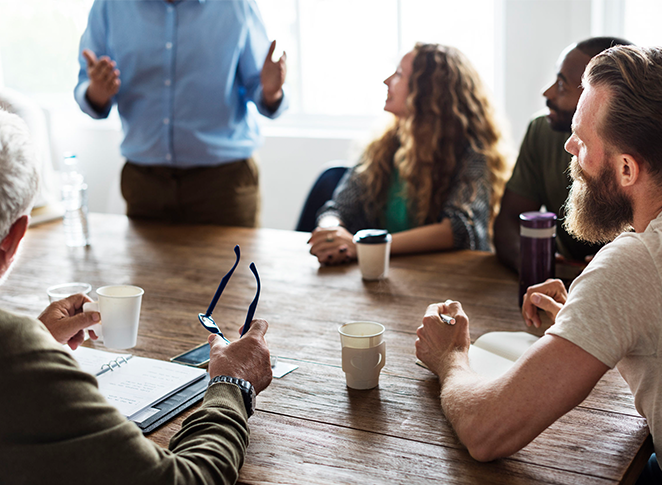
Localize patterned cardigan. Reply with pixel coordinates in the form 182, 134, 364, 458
316, 149, 493, 251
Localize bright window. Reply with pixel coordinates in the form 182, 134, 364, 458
0, 0, 93, 96
623, 0, 662, 46
257, 0, 497, 119
1, 0, 497, 123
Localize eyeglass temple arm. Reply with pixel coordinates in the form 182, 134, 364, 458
205, 245, 241, 317
241, 262, 261, 337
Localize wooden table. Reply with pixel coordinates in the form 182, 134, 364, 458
3, 214, 652, 484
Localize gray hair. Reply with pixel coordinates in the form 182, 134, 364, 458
0, 109, 39, 240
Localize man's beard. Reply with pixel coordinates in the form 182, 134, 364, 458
563, 156, 634, 244
546, 100, 575, 132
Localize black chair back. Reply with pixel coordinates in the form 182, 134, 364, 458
295, 165, 349, 232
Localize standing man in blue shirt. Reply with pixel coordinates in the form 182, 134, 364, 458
75, 0, 288, 226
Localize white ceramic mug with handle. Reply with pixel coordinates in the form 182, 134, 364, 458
83, 285, 144, 349
338, 321, 386, 390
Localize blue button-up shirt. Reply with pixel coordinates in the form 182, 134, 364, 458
74, 0, 288, 167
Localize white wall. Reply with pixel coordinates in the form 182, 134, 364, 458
258, 131, 361, 230
504, 0, 592, 145
44, 0, 609, 231
46, 108, 364, 230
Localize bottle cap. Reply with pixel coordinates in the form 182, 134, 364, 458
353, 229, 391, 244
519, 211, 557, 229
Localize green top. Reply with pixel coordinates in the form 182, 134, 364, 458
507, 114, 602, 260
0, 308, 249, 485
380, 168, 412, 234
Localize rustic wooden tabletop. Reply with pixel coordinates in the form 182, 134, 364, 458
3, 213, 651, 485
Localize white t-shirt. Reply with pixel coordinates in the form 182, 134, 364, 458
547, 212, 662, 457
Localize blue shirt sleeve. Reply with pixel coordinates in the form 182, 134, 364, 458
239, 0, 289, 119
74, 0, 113, 119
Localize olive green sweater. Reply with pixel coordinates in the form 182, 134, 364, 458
0, 308, 249, 485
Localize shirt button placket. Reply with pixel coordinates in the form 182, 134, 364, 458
164, 5, 176, 164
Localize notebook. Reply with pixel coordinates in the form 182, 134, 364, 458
68, 346, 208, 433
417, 331, 540, 379
467, 331, 539, 378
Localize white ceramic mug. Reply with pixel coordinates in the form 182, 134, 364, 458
338, 321, 386, 390
83, 285, 144, 349
353, 229, 392, 280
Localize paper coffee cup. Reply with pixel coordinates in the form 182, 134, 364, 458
353, 229, 392, 280
83, 285, 144, 349
338, 321, 386, 390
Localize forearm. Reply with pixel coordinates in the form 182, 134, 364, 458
390, 219, 453, 255
85, 86, 113, 114
439, 356, 526, 461
168, 383, 249, 485
74, 80, 111, 119
255, 84, 289, 119
261, 88, 283, 112
439, 335, 604, 462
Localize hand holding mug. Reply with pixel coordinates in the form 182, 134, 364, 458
38, 293, 100, 350
82, 285, 144, 349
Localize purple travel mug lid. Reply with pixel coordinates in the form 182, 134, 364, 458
519, 211, 557, 229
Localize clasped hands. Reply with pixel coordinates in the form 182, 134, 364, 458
308, 226, 357, 265
416, 278, 567, 376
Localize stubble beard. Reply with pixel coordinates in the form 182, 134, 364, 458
546, 100, 575, 133
563, 156, 634, 244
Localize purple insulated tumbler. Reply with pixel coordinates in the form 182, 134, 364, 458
519, 211, 557, 307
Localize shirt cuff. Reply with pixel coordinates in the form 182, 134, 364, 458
255, 84, 289, 119
74, 80, 112, 119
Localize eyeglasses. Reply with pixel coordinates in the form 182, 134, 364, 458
198, 245, 261, 344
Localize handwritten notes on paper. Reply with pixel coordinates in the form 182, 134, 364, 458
69, 346, 206, 419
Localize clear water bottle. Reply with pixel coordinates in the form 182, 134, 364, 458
61, 153, 90, 247
519, 211, 556, 307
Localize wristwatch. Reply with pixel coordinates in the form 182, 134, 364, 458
208, 375, 256, 418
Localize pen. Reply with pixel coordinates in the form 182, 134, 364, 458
440, 313, 456, 325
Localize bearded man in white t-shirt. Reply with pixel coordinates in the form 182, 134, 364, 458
415, 45, 662, 484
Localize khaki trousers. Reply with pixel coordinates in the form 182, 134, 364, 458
121, 158, 260, 227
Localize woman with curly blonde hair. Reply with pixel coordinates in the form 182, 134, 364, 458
309, 43, 510, 264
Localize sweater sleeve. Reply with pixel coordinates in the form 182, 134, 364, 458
0, 312, 248, 485
316, 166, 375, 234
439, 150, 492, 251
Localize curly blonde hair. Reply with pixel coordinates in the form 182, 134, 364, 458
356, 43, 509, 227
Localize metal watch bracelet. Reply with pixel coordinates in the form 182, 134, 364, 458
208, 375, 256, 418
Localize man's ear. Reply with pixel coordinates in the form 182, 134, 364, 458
618, 154, 641, 188
0, 215, 29, 270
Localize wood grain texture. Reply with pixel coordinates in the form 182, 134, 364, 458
1, 214, 651, 484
